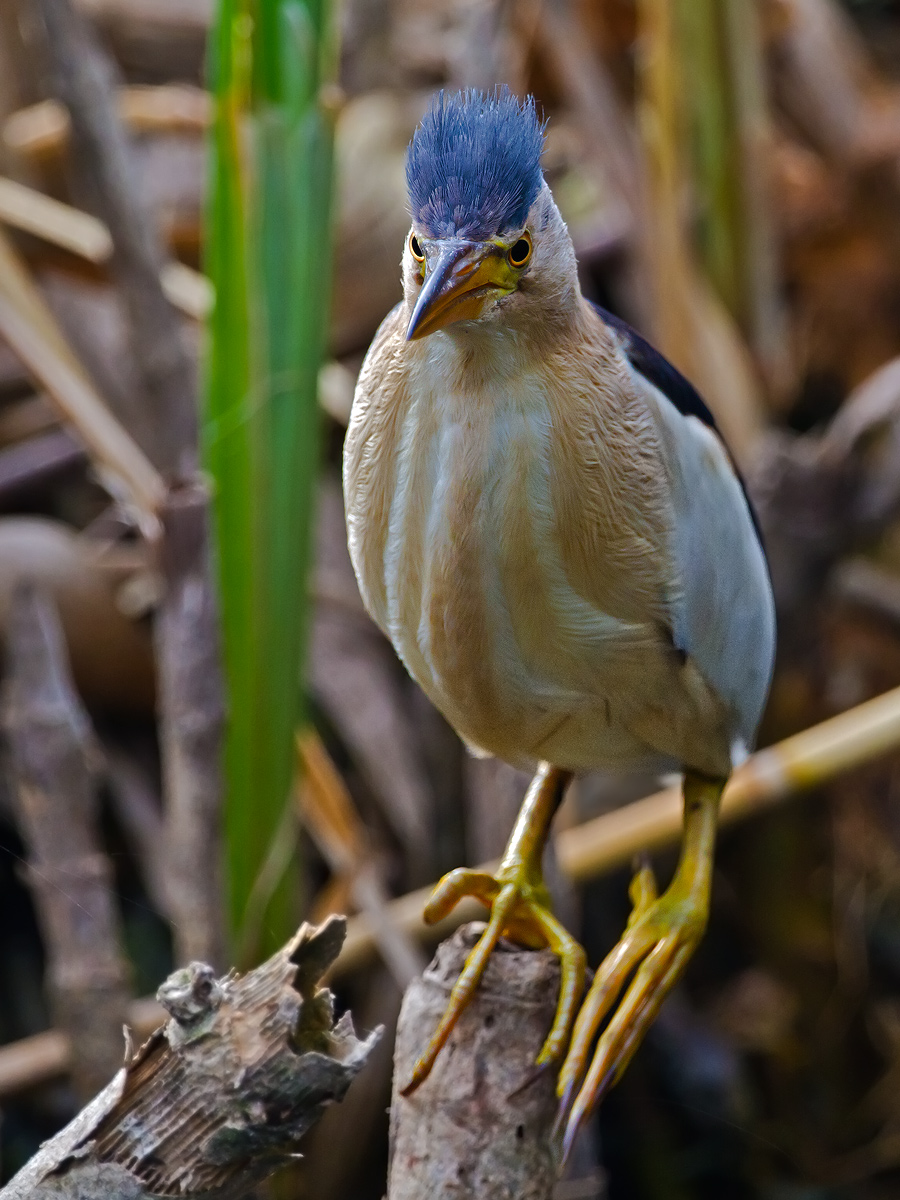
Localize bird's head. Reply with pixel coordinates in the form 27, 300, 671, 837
403, 89, 578, 342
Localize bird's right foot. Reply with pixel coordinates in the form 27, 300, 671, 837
400, 763, 584, 1096
399, 858, 587, 1096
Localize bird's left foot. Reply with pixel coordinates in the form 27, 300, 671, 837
400, 858, 587, 1096
556, 779, 718, 1161
555, 862, 706, 1156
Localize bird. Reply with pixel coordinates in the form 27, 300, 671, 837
343, 88, 775, 1158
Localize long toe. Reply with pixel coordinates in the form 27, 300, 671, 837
401, 861, 587, 1094
556, 889, 706, 1162
402, 877, 519, 1095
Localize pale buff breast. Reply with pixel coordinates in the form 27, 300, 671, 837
343, 308, 734, 775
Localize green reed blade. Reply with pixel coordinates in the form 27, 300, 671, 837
204, 0, 337, 958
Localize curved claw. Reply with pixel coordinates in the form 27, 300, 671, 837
423, 868, 501, 924
554, 773, 724, 1160
402, 879, 519, 1095
530, 904, 587, 1065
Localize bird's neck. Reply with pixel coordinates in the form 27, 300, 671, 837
407, 294, 599, 395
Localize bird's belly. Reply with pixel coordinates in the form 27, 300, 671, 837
378, 398, 678, 771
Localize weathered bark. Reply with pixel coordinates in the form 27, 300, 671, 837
388, 924, 562, 1200
4, 584, 131, 1101
0, 917, 379, 1200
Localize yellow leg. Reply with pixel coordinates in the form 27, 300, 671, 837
401, 762, 587, 1096
556, 771, 725, 1160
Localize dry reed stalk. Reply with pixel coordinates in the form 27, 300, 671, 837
4, 586, 131, 1101
4, 687, 900, 1099
339, 685, 900, 974
0, 176, 212, 317
0, 229, 165, 526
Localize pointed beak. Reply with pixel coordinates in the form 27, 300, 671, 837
406, 239, 515, 341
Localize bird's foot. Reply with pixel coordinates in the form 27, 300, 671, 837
556, 858, 708, 1159
400, 860, 587, 1096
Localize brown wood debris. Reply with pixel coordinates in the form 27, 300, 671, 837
0, 916, 380, 1200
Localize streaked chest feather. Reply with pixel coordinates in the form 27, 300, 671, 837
346, 330, 672, 746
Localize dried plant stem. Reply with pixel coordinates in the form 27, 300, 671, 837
34, 0, 197, 479
297, 728, 427, 989
339, 684, 900, 974
0, 998, 163, 1101
0, 229, 165, 527
635, 0, 765, 463
4, 585, 130, 1101
4, 687, 900, 1099
3, 86, 210, 158
0, 176, 212, 317
155, 487, 227, 967
33, 0, 227, 967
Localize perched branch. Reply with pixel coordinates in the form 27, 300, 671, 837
0, 917, 380, 1200
388, 925, 561, 1200
4, 584, 130, 1101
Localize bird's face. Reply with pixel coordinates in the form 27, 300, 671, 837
401, 90, 578, 343
402, 188, 578, 343
403, 226, 534, 341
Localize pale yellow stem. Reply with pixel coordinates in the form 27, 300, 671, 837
336, 685, 900, 978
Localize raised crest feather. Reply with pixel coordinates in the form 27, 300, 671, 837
406, 88, 546, 240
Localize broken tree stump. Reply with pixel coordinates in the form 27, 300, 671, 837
0, 917, 379, 1200
387, 923, 563, 1200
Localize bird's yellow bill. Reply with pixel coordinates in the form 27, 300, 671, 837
406, 240, 517, 340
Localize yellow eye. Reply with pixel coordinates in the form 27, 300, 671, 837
508, 233, 532, 268
409, 232, 425, 263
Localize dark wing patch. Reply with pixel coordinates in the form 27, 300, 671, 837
589, 301, 717, 430
588, 301, 764, 546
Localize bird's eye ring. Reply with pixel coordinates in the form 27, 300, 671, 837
508, 233, 532, 268
409, 233, 425, 263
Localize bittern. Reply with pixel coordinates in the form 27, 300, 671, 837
343, 89, 775, 1155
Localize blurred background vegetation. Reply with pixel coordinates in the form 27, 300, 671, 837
4, 0, 900, 1197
